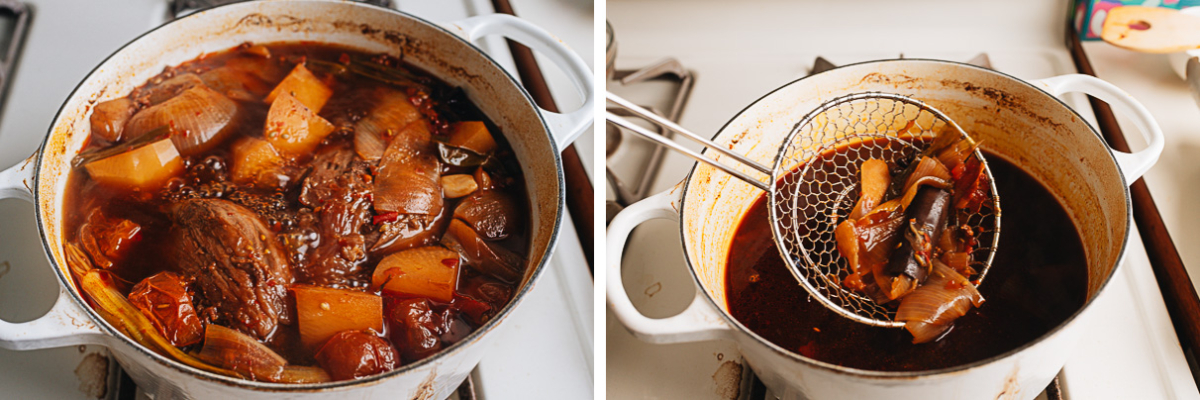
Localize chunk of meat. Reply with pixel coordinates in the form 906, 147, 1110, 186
385, 298, 442, 362
127, 271, 204, 347
442, 219, 524, 283
138, 73, 204, 106
315, 330, 398, 381
456, 276, 512, 324
170, 198, 293, 339
373, 120, 442, 215
453, 189, 520, 241
200, 66, 273, 102
294, 145, 374, 287
90, 98, 136, 143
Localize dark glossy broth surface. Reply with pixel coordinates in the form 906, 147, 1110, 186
725, 154, 1088, 371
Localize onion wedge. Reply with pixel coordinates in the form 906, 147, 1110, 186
196, 324, 288, 381
849, 159, 890, 220
896, 261, 984, 343
901, 157, 951, 194
124, 85, 240, 156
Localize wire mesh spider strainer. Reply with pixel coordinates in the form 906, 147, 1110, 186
607, 91, 1001, 327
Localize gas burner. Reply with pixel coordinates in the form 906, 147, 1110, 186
810, 52, 994, 75
0, 0, 27, 117
168, 0, 392, 19
604, 22, 695, 220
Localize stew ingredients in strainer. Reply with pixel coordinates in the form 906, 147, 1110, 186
833, 128, 991, 343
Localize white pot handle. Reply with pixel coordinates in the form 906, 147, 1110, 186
1032, 74, 1165, 182
447, 14, 595, 149
606, 187, 732, 344
0, 155, 104, 350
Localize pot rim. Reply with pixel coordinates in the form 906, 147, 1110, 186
676, 58, 1131, 379
33, 0, 564, 391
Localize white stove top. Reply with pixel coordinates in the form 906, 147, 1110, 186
606, 0, 1198, 399
0, 1, 593, 399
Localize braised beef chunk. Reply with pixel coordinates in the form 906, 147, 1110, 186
170, 198, 293, 339
294, 145, 374, 287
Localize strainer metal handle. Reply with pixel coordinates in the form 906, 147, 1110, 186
605, 92, 772, 191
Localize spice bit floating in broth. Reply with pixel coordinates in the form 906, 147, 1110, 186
66, 42, 530, 383
834, 129, 991, 343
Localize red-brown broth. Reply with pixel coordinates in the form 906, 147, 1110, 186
724, 153, 1088, 371
64, 43, 529, 376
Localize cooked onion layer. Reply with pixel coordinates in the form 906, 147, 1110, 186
124, 85, 240, 156
896, 261, 984, 343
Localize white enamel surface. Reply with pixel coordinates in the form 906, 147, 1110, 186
608, 60, 1160, 399
0, 1, 576, 398
606, 186, 733, 344
1031, 74, 1165, 182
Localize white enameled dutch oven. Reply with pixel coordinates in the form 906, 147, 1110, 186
0, 1, 593, 398
608, 60, 1163, 400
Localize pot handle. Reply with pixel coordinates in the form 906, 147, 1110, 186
0, 155, 104, 350
447, 14, 595, 149
606, 187, 733, 343
1033, 74, 1165, 182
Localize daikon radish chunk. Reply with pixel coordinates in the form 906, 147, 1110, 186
265, 63, 332, 113
372, 246, 460, 302
291, 285, 383, 348
83, 138, 183, 191
264, 92, 336, 157
446, 121, 496, 155
231, 137, 288, 187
